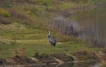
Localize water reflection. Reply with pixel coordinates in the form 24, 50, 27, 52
57, 63, 74, 67
70, 7, 106, 46
30, 62, 101, 67
72, 62, 97, 67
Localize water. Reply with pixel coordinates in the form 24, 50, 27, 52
31, 62, 102, 67
70, 6, 106, 47
0, 62, 102, 67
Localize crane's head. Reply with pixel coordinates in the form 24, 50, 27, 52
47, 30, 50, 36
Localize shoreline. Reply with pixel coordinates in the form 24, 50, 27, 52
61, 3, 106, 17
0, 50, 106, 66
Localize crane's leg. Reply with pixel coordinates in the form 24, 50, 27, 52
51, 45, 52, 51
54, 46, 55, 51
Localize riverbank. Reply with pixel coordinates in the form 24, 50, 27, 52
0, 50, 106, 67
61, 2, 106, 17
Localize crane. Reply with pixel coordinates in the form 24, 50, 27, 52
48, 31, 56, 51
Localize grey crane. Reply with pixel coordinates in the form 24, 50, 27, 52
48, 31, 56, 51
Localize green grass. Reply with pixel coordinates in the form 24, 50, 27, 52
0, 39, 103, 58
0, 43, 19, 58
101, 64, 106, 67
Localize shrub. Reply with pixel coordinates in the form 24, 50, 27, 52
0, 16, 11, 24
0, 8, 11, 17
30, 0, 53, 6
34, 52, 49, 59
9, 9, 34, 25
25, 0, 29, 2
70, 0, 88, 3
50, 16, 79, 36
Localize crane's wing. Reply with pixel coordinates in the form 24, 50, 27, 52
49, 36, 56, 45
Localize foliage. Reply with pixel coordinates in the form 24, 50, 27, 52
50, 16, 79, 36
34, 52, 49, 59
70, 0, 89, 3
101, 64, 106, 67
0, 8, 11, 17
27, 0, 53, 6
0, 16, 12, 24
9, 8, 34, 25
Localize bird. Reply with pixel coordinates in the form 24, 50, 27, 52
48, 31, 56, 51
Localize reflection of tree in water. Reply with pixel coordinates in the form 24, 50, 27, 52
46, 62, 97, 67
41, 64, 56, 67
57, 63, 74, 67
72, 7, 106, 47
72, 62, 96, 67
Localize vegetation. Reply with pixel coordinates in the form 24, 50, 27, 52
0, 8, 11, 17
101, 64, 106, 67
0, 0, 106, 59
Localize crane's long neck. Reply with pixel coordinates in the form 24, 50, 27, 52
48, 31, 50, 37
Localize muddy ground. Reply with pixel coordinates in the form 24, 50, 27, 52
0, 50, 106, 67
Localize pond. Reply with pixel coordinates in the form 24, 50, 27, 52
0, 62, 102, 67
29, 62, 102, 67
57, 62, 102, 67
70, 6, 106, 47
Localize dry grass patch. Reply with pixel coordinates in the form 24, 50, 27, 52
0, 23, 27, 30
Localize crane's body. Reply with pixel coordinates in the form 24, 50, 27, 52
48, 31, 56, 51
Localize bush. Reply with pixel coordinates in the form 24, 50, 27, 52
50, 16, 79, 36
70, 0, 88, 3
34, 52, 49, 59
0, 8, 11, 17
9, 8, 34, 25
0, 16, 11, 24
29, 0, 53, 6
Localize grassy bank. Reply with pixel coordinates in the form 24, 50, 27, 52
0, 38, 103, 58
0, 0, 106, 58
